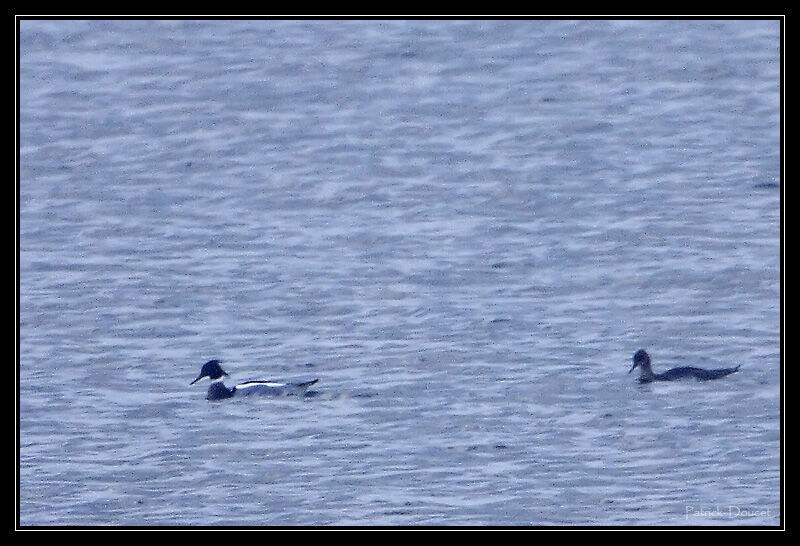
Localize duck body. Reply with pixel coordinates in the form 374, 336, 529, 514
191, 359, 319, 401
629, 350, 740, 384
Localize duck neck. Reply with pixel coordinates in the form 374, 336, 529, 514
638, 363, 656, 382
207, 382, 234, 400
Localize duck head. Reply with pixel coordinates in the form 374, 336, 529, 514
191, 359, 228, 384
628, 349, 651, 374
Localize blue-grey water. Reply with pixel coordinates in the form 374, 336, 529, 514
19, 19, 781, 526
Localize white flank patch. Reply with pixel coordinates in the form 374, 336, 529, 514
237, 381, 285, 389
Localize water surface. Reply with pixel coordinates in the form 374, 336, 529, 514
19, 19, 781, 526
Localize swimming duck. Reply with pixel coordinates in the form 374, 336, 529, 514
191, 359, 319, 401
629, 349, 740, 384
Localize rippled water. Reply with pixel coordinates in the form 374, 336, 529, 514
19, 19, 781, 526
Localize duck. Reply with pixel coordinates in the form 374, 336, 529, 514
628, 349, 740, 383
190, 359, 319, 401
